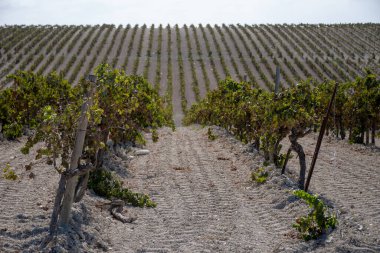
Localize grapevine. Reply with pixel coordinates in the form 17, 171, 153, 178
0, 64, 173, 235
184, 71, 379, 188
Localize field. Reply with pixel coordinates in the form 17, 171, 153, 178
0, 24, 379, 124
0, 127, 379, 252
0, 24, 380, 252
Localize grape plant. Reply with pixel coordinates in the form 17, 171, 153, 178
0, 64, 173, 237
184, 71, 379, 188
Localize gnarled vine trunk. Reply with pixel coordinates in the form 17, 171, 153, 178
372, 119, 376, 145
289, 129, 307, 190
281, 148, 292, 175
339, 116, 345, 140
74, 172, 90, 203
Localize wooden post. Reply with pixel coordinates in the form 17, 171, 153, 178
58, 85, 94, 227
304, 82, 338, 192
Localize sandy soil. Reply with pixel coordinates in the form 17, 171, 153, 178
208, 26, 240, 81
115, 26, 133, 70
0, 126, 379, 252
63, 27, 97, 78
239, 26, 277, 89
259, 26, 307, 81
44, 28, 82, 74
158, 26, 169, 97
201, 27, 227, 82
186, 26, 208, 97
218, 26, 246, 81
170, 27, 184, 126
106, 26, 123, 66
264, 26, 311, 81
192, 27, 218, 90
73, 27, 111, 84
125, 27, 143, 75
32, 28, 71, 74
146, 26, 159, 86
92, 28, 117, 72
136, 26, 151, 75
227, 26, 270, 87
179, 27, 197, 108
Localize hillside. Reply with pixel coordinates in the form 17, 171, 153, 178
0, 23, 380, 252
0, 24, 379, 124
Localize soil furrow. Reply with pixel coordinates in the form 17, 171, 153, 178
1, 125, 379, 252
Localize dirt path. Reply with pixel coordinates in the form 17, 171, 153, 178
93, 127, 380, 252
0, 139, 59, 252
1, 127, 379, 252
97, 127, 280, 252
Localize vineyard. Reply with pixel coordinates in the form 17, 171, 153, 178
0, 23, 380, 252
0, 24, 379, 124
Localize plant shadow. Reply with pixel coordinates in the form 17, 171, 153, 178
0, 203, 107, 252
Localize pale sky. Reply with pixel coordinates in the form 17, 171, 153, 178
0, 0, 379, 25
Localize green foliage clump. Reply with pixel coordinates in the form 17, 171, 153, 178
276, 152, 292, 168
262, 160, 270, 167
251, 167, 268, 184
315, 70, 380, 144
0, 71, 75, 140
0, 64, 171, 210
9, 64, 172, 173
88, 169, 156, 208
184, 77, 317, 166
151, 129, 159, 143
3, 122, 23, 140
2, 164, 18, 180
89, 63, 173, 148
293, 190, 337, 241
207, 127, 217, 141
184, 71, 380, 179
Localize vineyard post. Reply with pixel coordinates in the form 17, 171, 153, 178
304, 82, 338, 192
275, 66, 288, 172
58, 75, 96, 227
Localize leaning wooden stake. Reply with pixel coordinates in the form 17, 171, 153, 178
48, 84, 95, 238
304, 82, 338, 192
59, 88, 94, 227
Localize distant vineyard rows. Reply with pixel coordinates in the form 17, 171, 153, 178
0, 24, 379, 120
